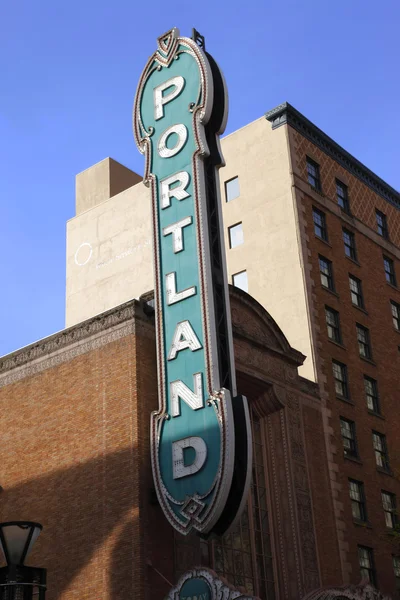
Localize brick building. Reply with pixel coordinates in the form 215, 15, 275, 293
2, 101, 400, 599
63, 101, 400, 596
0, 288, 332, 599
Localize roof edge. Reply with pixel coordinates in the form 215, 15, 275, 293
265, 102, 400, 210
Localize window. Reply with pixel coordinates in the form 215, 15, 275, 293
233, 270, 248, 293
225, 177, 240, 202
376, 209, 389, 239
174, 409, 276, 599
213, 409, 275, 598
343, 229, 357, 260
319, 256, 334, 291
313, 207, 328, 240
373, 431, 390, 471
391, 301, 400, 330
325, 307, 342, 343
349, 480, 367, 522
382, 491, 397, 529
364, 376, 380, 413
358, 546, 376, 585
349, 275, 364, 308
336, 180, 350, 213
332, 361, 349, 399
228, 222, 244, 248
384, 256, 396, 286
393, 557, 400, 592
307, 157, 321, 191
356, 324, 372, 359
340, 418, 358, 459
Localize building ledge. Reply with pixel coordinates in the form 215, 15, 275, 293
265, 102, 400, 210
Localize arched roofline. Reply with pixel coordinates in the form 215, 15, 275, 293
229, 285, 306, 367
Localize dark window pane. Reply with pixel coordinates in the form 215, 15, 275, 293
391, 301, 400, 330
332, 361, 348, 399
313, 207, 328, 240
343, 229, 357, 260
349, 275, 364, 308
349, 479, 367, 522
382, 491, 397, 529
336, 180, 350, 213
373, 431, 390, 471
364, 376, 380, 413
319, 255, 334, 290
384, 256, 396, 286
376, 209, 389, 239
340, 418, 358, 458
356, 324, 372, 359
325, 307, 342, 343
358, 546, 376, 585
307, 157, 321, 191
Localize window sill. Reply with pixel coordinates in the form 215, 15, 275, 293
345, 255, 361, 267
336, 396, 355, 406
315, 235, 331, 247
386, 282, 398, 292
340, 208, 354, 219
322, 286, 339, 298
359, 356, 376, 366
377, 233, 390, 242
310, 185, 325, 197
385, 528, 400, 537
344, 454, 362, 465
392, 327, 400, 335
352, 303, 368, 316
353, 519, 372, 529
377, 467, 393, 477
328, 339, 346, 350
367, 410, 385, 420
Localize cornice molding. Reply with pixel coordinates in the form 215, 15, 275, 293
0, 299, 153, 387
265, 102, 400, 210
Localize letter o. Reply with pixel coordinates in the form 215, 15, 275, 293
158, 124, 188, 158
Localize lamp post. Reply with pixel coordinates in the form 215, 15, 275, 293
0, 522, 46, 600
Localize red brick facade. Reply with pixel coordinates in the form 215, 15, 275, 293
290, 124, 400, 597
0, 289, 332, 600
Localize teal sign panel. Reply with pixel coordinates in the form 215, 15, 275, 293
134, 28, 250, 535
165, 567, 259, 599
179, 578, 211, 600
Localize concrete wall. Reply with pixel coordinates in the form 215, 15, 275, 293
66, 118, 315, 379
220, 117, 314, 380
75, 157, 142, 215
66, 180, 152, 326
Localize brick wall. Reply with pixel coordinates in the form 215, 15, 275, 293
293, 127, 400, 596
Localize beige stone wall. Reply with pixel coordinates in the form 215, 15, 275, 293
75, 157, 142, 215
66, 117, 315, 379
66, 181, 152, 326
220, 117, 314, 380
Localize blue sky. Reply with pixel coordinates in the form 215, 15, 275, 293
1, 0, 399, 356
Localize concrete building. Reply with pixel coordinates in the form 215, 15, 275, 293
64, 102, 400, 596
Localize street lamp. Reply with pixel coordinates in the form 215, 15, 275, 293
0, 522, 46, 600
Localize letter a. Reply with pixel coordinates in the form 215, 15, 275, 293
168, 320, 202, 360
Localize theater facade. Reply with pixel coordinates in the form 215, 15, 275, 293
0, 286, 335, 599
1, 25, 400, 600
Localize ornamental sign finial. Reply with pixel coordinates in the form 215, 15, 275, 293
165, 567, 261, 600
133, 28, 252, 536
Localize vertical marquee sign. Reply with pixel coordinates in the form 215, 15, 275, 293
134, 28, 252, 536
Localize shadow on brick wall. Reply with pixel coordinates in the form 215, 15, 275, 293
0, 446, 173, 599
